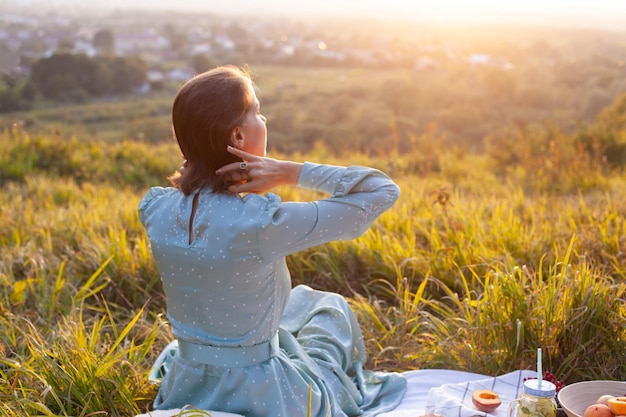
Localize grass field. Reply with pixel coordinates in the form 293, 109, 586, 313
0, 93, 625, 415
0, 121, 626, 416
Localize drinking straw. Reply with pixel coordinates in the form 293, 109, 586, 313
537, 348, 542, 388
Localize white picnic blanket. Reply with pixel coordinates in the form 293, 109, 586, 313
379, 369, 536, 417
135, 409, 242, 417
134, 369, 537, 417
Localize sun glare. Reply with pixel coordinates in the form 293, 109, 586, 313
338, 0, 626, 24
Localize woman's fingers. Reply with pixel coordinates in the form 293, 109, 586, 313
215, 146, 258, 175
224, 170, 248, 183
216, 146, 292, 194
215, 161, 251, 176
226, 145, 257, 160
228, 181, 255, 194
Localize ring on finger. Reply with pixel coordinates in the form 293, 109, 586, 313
239, 162, 248, 170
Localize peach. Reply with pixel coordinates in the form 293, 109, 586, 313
583, 403, 613, 417
472, 389, 502, 413
608, 397, 626, 415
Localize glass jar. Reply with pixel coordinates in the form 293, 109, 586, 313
508, 379, 557, 417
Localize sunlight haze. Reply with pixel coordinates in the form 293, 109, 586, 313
9, 0, 626, 27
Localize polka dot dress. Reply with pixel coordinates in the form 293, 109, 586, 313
138, 163, 406, 417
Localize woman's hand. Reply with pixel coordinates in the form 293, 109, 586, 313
215, 146, 303, 194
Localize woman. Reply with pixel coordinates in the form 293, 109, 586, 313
138, 65, 406, 417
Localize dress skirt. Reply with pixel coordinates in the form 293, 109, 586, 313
151, 285, 406, 417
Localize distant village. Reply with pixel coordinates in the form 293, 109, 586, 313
2, 4, 624, 150
0, 5, 513, 90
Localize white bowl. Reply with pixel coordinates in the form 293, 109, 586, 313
558, 380, 626, 417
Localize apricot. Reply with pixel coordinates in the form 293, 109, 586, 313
608, 397, 626, 415
472, 389, 502, 413
583, 403, 613, 417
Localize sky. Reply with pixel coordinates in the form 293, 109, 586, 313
8, 0, 626, 27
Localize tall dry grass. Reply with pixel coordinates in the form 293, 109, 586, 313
0, 123, 624, 415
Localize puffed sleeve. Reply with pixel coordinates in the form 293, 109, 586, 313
256, 162, 400, 260
137, 186, 172, 226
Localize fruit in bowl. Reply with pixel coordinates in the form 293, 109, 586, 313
557, 381, 626, 417
583, 404, 613, 417
607, 397, 626, 415
596, 396, 615, 406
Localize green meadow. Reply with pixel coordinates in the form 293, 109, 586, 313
0, 67, 625, 416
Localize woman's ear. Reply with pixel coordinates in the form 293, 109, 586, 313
230, 127, 244, 150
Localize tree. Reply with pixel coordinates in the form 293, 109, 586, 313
30, 53, 147, 101
31, 53, 83, 100
107, 56, 147, 93
93, 29, 115, 56
0, 88, 22, 112
20, 81, 37, 101
0, 75, 33, 112
57, 38, 75, 53
0, 74, 34, 112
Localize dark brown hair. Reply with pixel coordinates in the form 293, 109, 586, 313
168, 65, 255, 195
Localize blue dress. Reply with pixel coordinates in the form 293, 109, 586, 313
138, 162, 406, 417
